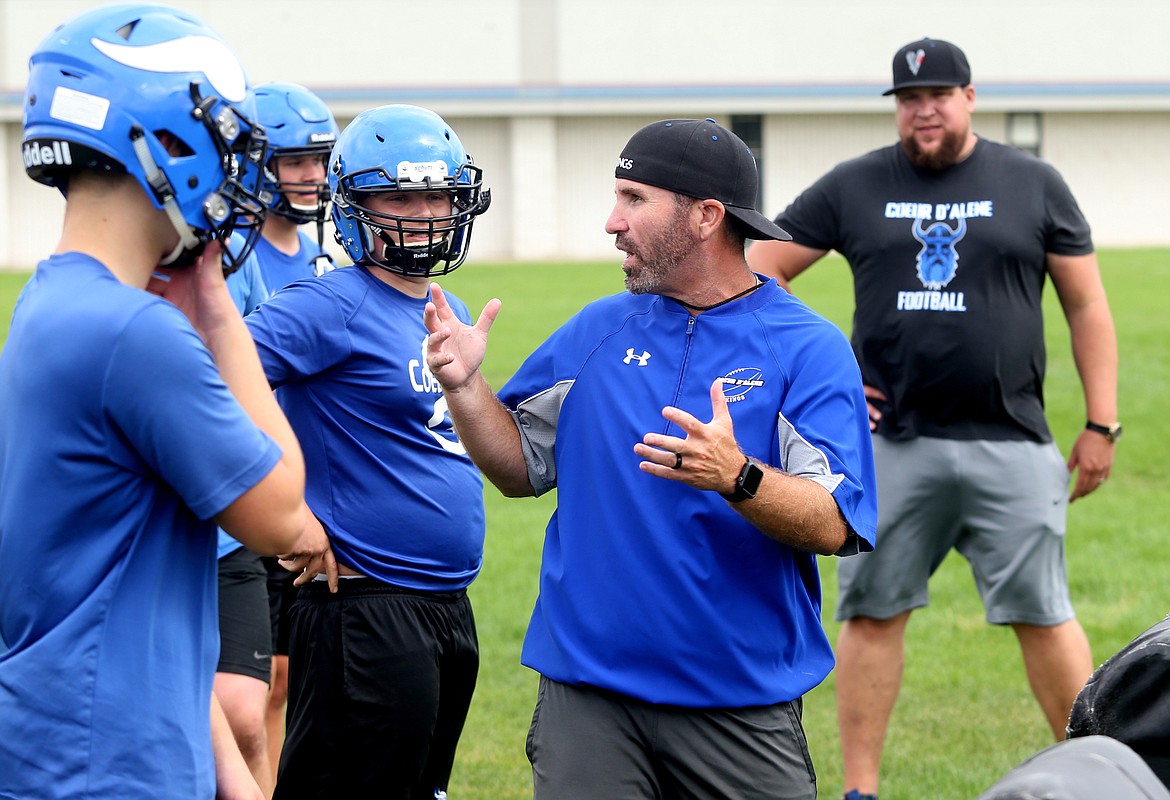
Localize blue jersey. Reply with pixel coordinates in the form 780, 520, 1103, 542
0, 253, 282, 799
499, 278, 877, 707
253, 230, 322, 292
225, 243, 270, 318
221, 234, 272, 559
245, 267, 485, 590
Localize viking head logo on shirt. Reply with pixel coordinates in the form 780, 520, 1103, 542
912, 217, 966, 290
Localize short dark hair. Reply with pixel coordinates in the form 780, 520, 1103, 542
724, 217, 750, 251
671, 191, 748, 250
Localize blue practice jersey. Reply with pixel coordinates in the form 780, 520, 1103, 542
500, 278, 877, 707
246, 267, 485, 590
225, 240, 270, 318
220, 234, 272, 559
253, 230, 323, 292
0, 253, 282, 798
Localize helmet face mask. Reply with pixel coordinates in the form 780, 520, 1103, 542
186, 81, 269, 271
268, 154, 331, 219
329, 105, 491, 277
22, 4, 268, 270
253, 82, 338, 225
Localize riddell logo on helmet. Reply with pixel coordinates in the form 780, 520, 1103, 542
23, 140, 73, 169
616, 157, 634, 170
309, 132, 336, 144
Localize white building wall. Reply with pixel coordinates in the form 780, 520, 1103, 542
506, 117, 558, 260
760, 114, 895, 217
1044, 112, 1170, 248
2, 0, 1169, 267
6, 0, 1169, 92
448, 117, 511, 261
555, 115, 659, 259
0, 123, 7, 265
4, 122, 65, 268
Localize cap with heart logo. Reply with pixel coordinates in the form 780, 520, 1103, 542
883, 37, 971, 96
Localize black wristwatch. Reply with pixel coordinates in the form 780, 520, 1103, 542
722, 457, 764, 503
1085, 420, 1123, 443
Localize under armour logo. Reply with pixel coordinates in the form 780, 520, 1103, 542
623, 348, 651, 366
906, 49, 926, 76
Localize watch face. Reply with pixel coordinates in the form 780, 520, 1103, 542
742, 459, 764, 496
1087, 421, 1123, 442
723, 458, 765, 502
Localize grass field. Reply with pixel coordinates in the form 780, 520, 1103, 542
2, 248, 1167, 799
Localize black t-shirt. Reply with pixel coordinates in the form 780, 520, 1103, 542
776, 138, 1094, 442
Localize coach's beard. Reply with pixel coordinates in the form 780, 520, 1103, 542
902, 127, 969, 171
618, 205, 697, 295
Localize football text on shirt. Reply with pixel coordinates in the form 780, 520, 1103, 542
885, 197, 992, 312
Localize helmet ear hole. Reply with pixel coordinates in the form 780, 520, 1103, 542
154, 130, 194, 158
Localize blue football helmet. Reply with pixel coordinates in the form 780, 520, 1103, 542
22, 4, 267, 269
253, 82, 338, 225
329, 105, 491, 277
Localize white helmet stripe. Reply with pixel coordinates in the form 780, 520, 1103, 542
90, 35, 246, 103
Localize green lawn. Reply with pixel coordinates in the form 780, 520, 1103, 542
2, 248, 1167, 799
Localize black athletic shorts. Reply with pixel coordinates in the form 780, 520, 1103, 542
262, 555, 298, 657
217, 547, 272, 682
274, 577, 479, 800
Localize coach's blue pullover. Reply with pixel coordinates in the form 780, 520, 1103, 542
499, 276, 877, 707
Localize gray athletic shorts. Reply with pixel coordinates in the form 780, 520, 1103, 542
836, 436, 1075, 626
526, 677, 816, 800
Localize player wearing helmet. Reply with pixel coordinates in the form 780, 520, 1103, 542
0, 5, 331, 800
329, 104, 490, 278
20, 3, 270, 272
251, 81, 340, 288
239, 84, 342, 784
243, 104, 491, 800
217, 80, 339, 795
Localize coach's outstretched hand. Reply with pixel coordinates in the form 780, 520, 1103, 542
634, 378, 746, 495
424, 283, 501, 392
423, 284, 533, 498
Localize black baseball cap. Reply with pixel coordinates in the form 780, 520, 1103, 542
883, 37, 971, 96
614, 118, 791, 242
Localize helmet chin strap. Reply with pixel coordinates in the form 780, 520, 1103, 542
130, 127, 201, 263
158, 236, 188, 266
312, 216, 335, 277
